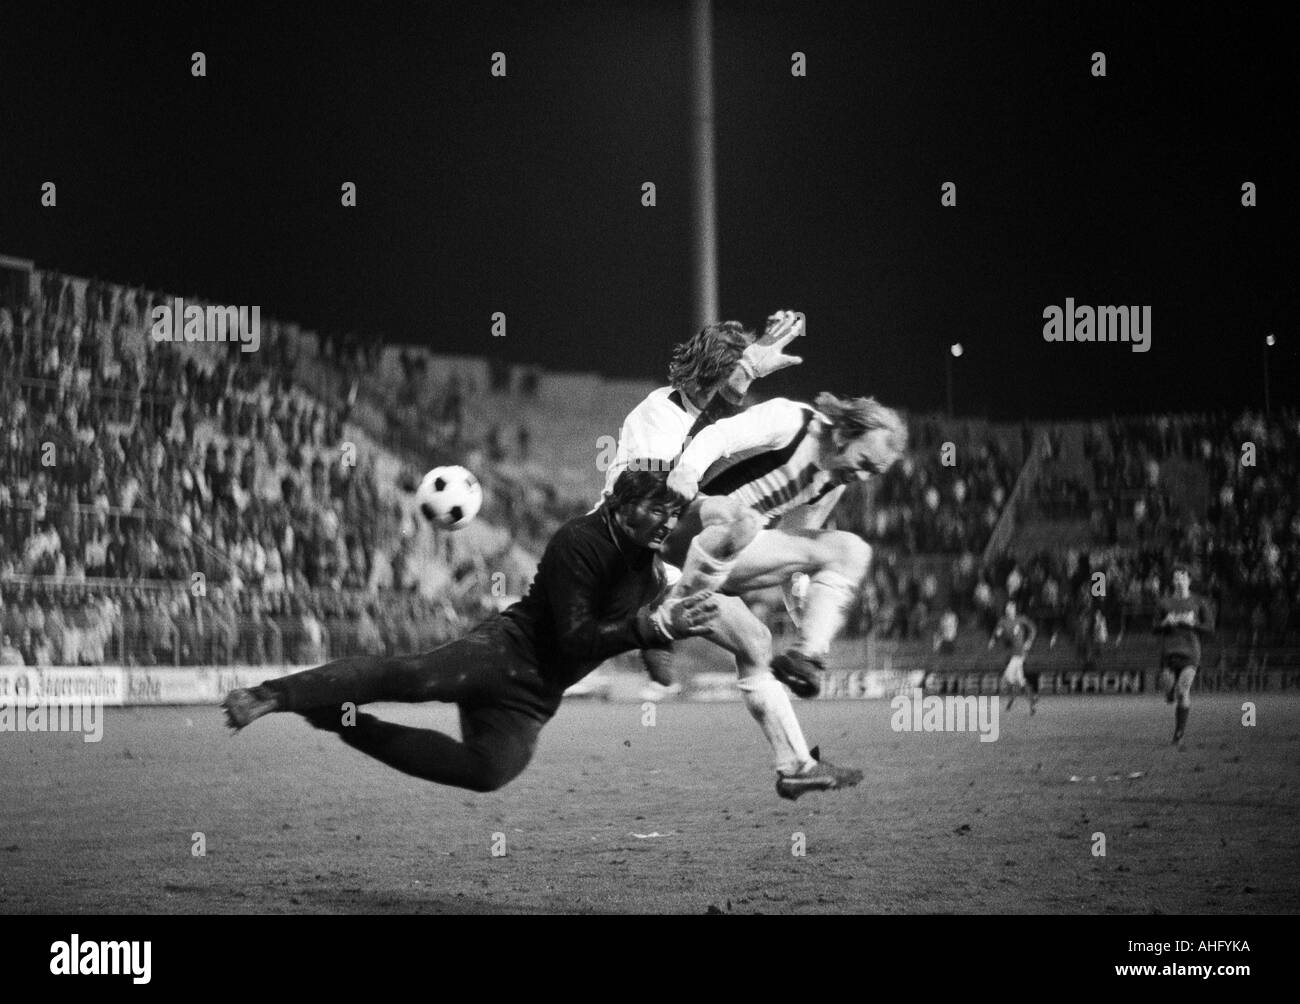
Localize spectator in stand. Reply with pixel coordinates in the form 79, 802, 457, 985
0, 633, 25, 665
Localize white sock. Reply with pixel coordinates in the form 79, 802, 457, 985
673, 537, 734, 597
797, 569, 858, 657
738, 672, 814, 775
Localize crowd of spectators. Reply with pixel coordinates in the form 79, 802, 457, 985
861, 409, 1300, 660
856, 418, 1019, 554
6, 268, 1296, 672
0, 270, 511, 668
0, 276, 407, 595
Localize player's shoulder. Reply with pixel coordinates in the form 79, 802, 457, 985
738, 396, 817, 427
628, 386, 684, 419
750, 395, 806, 413
549, 510, 608, 557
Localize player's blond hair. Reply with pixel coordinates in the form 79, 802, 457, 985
814, 392, 908, 456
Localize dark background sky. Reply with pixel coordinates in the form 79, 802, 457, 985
3, 1, 1295, 419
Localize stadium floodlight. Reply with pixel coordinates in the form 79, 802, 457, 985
1264, 333, 1275, 415
945, 344, 963, 417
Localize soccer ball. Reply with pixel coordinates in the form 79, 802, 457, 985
415, 465, 483, 530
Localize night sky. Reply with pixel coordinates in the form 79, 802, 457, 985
3, 1, 1295, 419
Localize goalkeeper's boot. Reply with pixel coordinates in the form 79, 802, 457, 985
221, 686, 280, 732
770, 649, 824, 699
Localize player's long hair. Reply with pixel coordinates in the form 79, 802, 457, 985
814, 391, 909, 457
667, 321, 755, 395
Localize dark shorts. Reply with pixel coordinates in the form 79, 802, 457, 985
1161, 652, 1197, 673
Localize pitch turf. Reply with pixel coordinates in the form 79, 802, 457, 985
1, 694, 1296, 914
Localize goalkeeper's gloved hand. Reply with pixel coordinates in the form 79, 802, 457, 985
640, 590, 719, 643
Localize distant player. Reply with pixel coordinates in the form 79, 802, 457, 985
223, 468, 861, 800
665, 391, 908, 698
1154, 564, 1214, 745
988, 600, 1038, 712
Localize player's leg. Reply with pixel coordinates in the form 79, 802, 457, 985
666, 496, 763, 597
226, 628, 505, 725
719, 527, 870, 697
1002, 657, 1025, 710
701, 595, 862, 797
1159, 661, 1177, 703
701, 595, 813, 775
1172, 665, 1196, 743
224, 625, 555, 791
724, 528, 869, 651
318, 702, 543, 792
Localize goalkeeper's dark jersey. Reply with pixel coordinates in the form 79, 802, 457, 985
1154, 594, 1214, 666
500, 506, 668, 689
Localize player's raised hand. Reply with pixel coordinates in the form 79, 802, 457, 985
761, 308, 805, 346
741, 309, 804, 378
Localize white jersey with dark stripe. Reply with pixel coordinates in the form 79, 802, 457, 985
599, 386, 700, 501
677, 397, 849, 527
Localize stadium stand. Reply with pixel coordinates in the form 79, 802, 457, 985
2, 256, 1297, 683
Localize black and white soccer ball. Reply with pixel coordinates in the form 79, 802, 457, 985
415, 465, 483, 530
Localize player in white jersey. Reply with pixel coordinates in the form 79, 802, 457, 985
597, 312, 864, 797
664, 392, 907, 698
600, 310, 806, 498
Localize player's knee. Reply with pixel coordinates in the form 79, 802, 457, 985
822, 532, 872, 579
465, 741, 533, 792
466, 756, 525, 793
726, 507, 762, 556
697, 499, 760, 559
